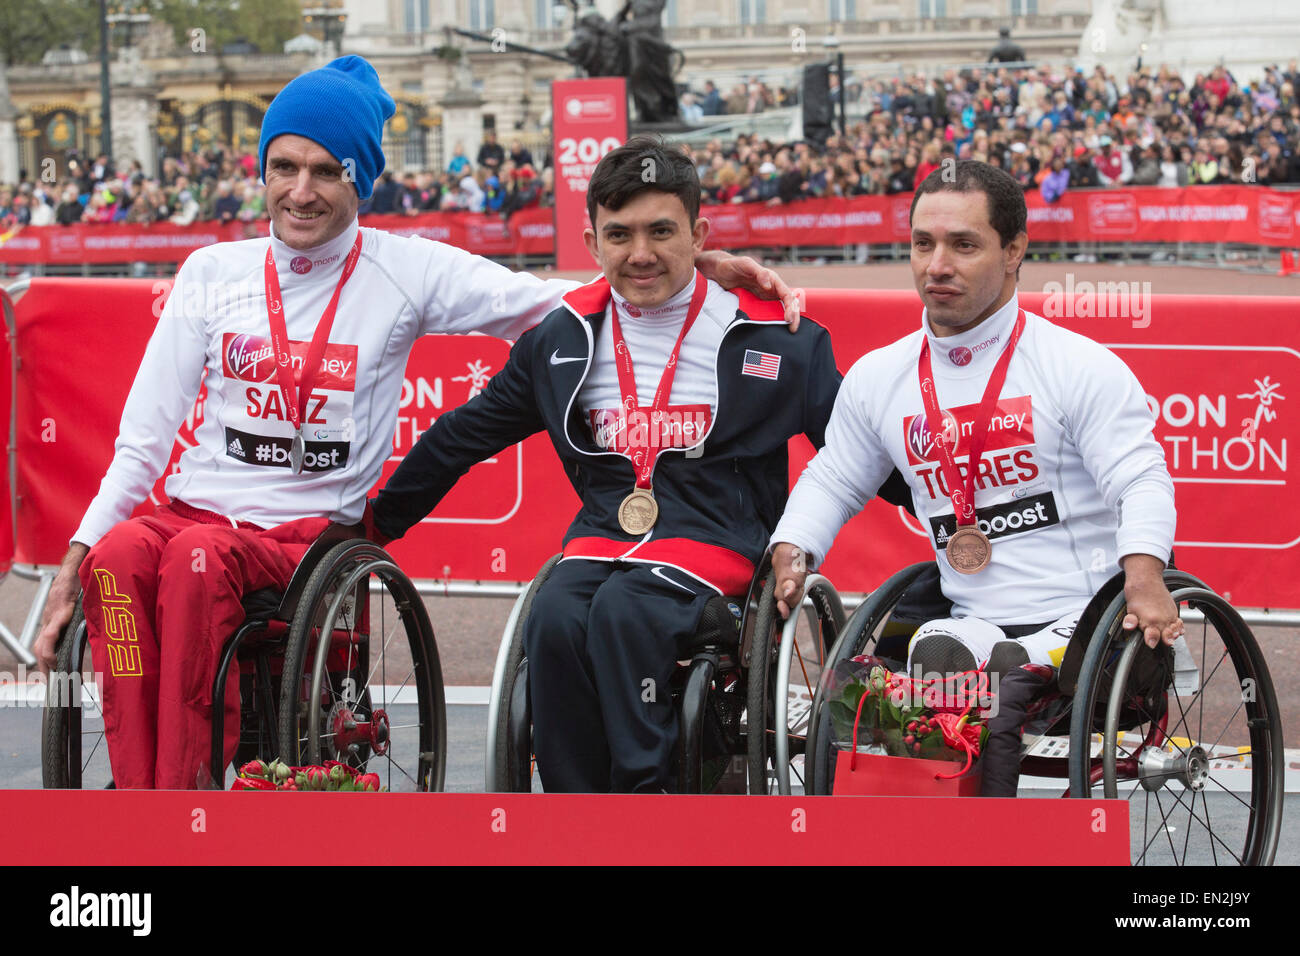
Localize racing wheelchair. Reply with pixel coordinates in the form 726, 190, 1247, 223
42, 528, 447, 792
769, 561, 1285, 866
484, 553, 847, 794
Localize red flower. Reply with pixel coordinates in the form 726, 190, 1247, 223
931, 712, 983, 757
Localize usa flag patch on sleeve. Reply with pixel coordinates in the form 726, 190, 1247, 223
742, 349, 781, 380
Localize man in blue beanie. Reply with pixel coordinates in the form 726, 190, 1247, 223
34, 55, 806, 790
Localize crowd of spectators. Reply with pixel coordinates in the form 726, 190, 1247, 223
677, 60, 1300, 209
4, 59, 1299, 234
0, 130, 556, 231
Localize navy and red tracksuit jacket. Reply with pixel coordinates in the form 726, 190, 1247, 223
373, 278, 842, 595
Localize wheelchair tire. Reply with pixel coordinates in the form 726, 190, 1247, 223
804, 563, 933, 796
485, 554, 561, 793
41, 598, 112, 789
1068, 571, 1284, 866
277, 539, 446, 792
746, 573, 845, 794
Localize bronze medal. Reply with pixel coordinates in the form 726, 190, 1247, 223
945, 525, 991, 574
618, 488, 659, 535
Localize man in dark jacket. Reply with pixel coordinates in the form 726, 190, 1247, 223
371, 137, 842, 793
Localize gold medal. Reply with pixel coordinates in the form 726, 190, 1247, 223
618, 489, 658, 535
945, 526, 991, 574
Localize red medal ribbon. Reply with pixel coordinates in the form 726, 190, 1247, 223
262, 231, 363, 433
917, 308, 1026, 526
609, 272, 708, 488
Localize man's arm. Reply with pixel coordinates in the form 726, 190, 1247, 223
419, 243, 804, 341
694, 250, 804, 330
76, 263, 210, 547
32, 544, 89, 673
800, 321, 843, 449
371, 328, 546, 541
771, 358, 895, 617
1068, 340, 1181, 647
35, 260, 211, 671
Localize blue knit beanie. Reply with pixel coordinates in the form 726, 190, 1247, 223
258, 55, 395, 200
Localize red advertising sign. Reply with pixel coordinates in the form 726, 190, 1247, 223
550, 77, 628, 271
2, 790, 1127, 866
7, 279, 1300, 609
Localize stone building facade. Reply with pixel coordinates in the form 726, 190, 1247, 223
1, 0, 1090, 182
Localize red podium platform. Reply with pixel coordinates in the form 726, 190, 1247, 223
3, 790, 1127, 865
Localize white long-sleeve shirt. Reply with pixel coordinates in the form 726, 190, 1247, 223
74, 218, 576, 546
771, 295, 1176, 626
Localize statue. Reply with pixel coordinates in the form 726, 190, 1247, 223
562, 0, 684, 125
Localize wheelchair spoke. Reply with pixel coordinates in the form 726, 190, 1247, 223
1166, 785, 1243, 866
361, 616, 405, 697
1141, 790, 1150, 865
382, 751, 420, 791
1198, 615, 1208, 745
1207, 698, 1247, 755
1152, 790, 1181, 864
1137, 791, 1168, 866
82, 731, 105, 774
1201, 790, 1218, 867
1205, 774, 1255, 813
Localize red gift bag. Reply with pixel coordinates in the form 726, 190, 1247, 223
831, 674, 982, 796
832, 748, 982, 797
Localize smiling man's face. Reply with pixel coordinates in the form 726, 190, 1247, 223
583, 190, 709, 309
264, 134, 358, 251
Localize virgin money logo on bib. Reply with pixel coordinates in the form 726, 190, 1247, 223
904, 395, 1034, 465
948, 346, 972, 366
589, 404, 712, 452
221, 332, 358, 390
290, 256, 312, 274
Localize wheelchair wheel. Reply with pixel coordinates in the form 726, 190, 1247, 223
485, 554, 560, 793
746, 573, 845, 794
277, 540, 446, 792
41, 598, 113, 789
1068, 572, 1284, 866
804, 563, 934, 796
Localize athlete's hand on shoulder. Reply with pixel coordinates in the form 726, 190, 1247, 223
772, 541, 810, 620
1121, 553, 1184, 649
34, 544, 90, 674
694, 250, 804, 331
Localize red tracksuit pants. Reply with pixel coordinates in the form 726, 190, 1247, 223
78, 501, 329, 789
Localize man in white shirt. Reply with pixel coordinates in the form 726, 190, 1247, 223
32, 57, 801, 790
769, 161, 1183, 773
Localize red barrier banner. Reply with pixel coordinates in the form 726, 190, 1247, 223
1, 790, 1128, 865
8, 279, 1299, 609
3, 187, 1297, 266
0, 208, 556, 265
551, 77, 628, 270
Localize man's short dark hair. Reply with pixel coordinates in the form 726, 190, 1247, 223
586, 135, 701, 227
908, 159, 1027, 247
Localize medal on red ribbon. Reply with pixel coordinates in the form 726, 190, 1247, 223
917, 308, 1026, 574
262, 232, 363, 474
610, 273, 708, 535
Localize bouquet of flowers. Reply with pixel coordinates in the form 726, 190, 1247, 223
230, 758, 383, 792
826, 654, 993, 778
